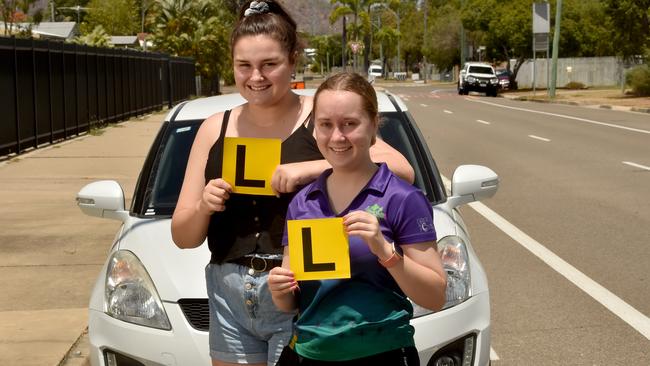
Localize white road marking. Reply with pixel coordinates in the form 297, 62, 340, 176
476, 119, 491, 125
440, 175, 650, 340
490, 347, 500, 361
443, 110, 453, 114
528, 134, 551, 142
420, 104, 428, 107
469, 99, 650, 135
622, 161, 650, 171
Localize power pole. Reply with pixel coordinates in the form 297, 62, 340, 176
342, 16, 347, 70
423, 0, 427, 83
460, 0, 466, 70
549, 0, 562, 98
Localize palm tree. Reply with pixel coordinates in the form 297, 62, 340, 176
329, 0, 382, 72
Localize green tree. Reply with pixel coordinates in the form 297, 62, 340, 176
152, 0, 235, 94
1, 0, 43, 36
81, 0, 139, 35
605, 0, 650, 61
424, 1, 461, 72
309, 34, 342, 72
54, 0, 90, 23
70, 24, 112, 47
331, 0, 401, 72
560, 0, 614, 57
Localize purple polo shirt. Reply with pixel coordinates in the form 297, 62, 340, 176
282, 163, 437, 361
282, 163, 436, 285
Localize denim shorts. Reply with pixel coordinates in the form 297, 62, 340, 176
205, 262, 296, 365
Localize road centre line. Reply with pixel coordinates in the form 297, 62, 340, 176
469, 99, 650, 135
440, 175, 650, 340
420, 104, 428, 107
622, 161, 650, 171
476, 119, 491, 125
528, 135, 551, 142
444, 110, 453, 114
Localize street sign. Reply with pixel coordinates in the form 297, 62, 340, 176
533, 2, 550, 34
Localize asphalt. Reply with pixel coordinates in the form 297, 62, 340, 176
0, 80, 645, 366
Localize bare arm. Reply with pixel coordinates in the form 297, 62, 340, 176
388, 242, 447, 310
268, 246, 299, 312
370, 138, 415, 184
171, 113, 230, 248
343, 211, 446, 311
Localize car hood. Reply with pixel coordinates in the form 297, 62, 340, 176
118, 217, 211, 301
469, 73, 496, 78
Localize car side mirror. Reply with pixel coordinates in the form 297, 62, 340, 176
76, 180, 129, 222
447, 165, 499, 209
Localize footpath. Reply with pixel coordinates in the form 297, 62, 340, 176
0, 81, 646, 366
0, 111, 166, 366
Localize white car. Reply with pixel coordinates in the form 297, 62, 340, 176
77, 89, 498, 366
458, 62, 500, 97
368, 64, 383, 81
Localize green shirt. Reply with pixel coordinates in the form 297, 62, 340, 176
293, 280, 415, 361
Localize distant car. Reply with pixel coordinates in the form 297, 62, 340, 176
368, 64, 383, 81
458, 62, 500, 97
77, 89, 498, 366
495, 69, 512, 90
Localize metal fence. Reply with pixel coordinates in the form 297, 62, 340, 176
0, 37, 195, 157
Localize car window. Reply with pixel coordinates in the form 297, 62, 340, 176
377, 112, 431, 199
134, 112, 442, 217
468, 66, 494, 74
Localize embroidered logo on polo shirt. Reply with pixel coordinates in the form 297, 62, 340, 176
365, 204, 385, 220
417, 217, 434, 232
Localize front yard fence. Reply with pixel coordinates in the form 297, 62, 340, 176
0, 37, 196, 157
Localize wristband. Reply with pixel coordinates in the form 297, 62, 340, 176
378, 242, 402, 268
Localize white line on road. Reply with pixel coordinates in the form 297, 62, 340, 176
476, 119, 491, 125
440, 175, 650, 340
420, 104, 428, 107
622, 161, 650, 171
490, 347, 500, 361
443, 110, 453, 114
469, 99, 650, 135
528, 134, 551, 142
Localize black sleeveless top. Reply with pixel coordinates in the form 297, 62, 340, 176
205, 110, 323, 263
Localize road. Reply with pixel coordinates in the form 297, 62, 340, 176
390, 85, 650, 365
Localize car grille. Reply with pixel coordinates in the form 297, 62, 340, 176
178, 299, 209, 331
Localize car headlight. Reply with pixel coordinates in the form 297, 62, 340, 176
105, 250, 171, 330
466, 76, 476, 83
491, 77, 499, 84
439, 235, 471, 309
411, 235, 472, 317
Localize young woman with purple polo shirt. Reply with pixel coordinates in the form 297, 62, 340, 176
268, 72, 447, 365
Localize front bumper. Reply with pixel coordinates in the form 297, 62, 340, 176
89, 291, 490, 366
462, 81, 499, 92
413, 291, 491, 366
88, 303, 210, 366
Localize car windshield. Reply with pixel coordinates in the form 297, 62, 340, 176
468, 66, 494, 74
133, 112, 443, 217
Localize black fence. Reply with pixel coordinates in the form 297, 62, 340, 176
0, 37, 196, 157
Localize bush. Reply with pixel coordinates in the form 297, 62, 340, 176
564, 81, 586, 89
626, 65, 650, 96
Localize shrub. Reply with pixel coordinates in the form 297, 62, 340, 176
564, 81, 586, 89
625, 65, 650, 96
